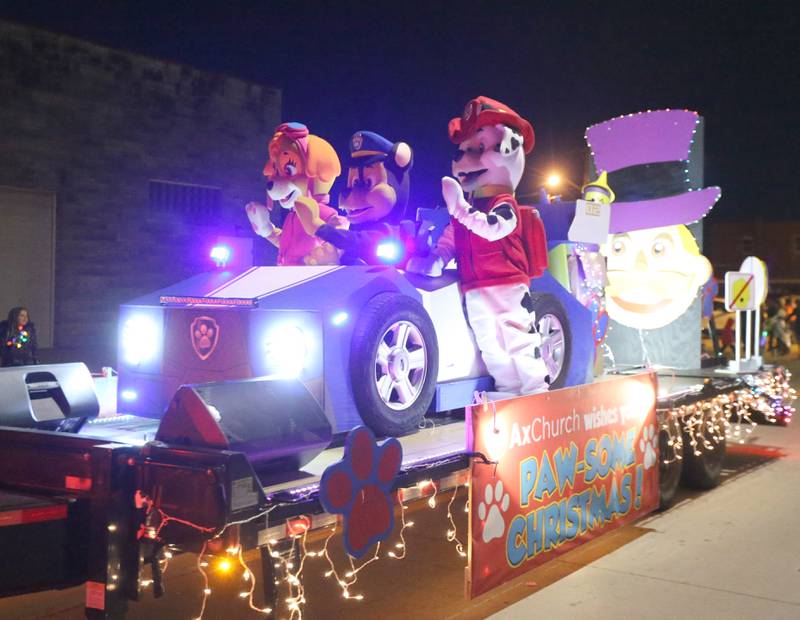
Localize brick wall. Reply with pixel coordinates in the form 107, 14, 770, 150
0, 20, 281, 365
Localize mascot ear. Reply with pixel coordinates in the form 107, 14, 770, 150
392, 142, 413, 171
305, 135, 342, 184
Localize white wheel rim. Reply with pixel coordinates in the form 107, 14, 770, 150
374, 320, 427, 411
538, 313, 565, 381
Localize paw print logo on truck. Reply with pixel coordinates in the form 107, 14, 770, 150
190, 316, 220, 361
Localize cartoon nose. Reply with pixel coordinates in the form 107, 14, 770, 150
634, 250, 648, 270
266, 181, 274, 191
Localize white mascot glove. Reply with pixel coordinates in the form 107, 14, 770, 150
245, 201, 276, 238
441, 176, 471, 221
406, 254, 445, 278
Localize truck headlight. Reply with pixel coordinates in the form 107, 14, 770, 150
121, 315, 160, 366
264, 325, 308, 378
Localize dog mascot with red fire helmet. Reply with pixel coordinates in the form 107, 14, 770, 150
409, 96, 549, 395
246, 122, 344, 265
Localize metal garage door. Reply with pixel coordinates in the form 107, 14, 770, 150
0, 186, 55, 348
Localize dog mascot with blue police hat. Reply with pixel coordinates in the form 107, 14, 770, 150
294, 131, 414, 265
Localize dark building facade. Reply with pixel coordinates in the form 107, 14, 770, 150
0, 21, 280, 365
706, 219, 800, 290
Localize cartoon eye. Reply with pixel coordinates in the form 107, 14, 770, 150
651, 239, 671, 257
453, 149, 465, 162
365, 178, 373, 189
611, 239, 626, 255
478, 143, 485, 153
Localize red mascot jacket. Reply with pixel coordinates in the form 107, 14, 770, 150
452, 194, 530, 292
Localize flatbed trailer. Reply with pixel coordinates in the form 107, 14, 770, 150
0, 366, 792, 618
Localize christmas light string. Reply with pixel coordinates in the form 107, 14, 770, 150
387, 490, 411, 560
269, 529, 310, 619
235, 544, 273, 616
194, 541, 211, 620
659, 368, 796, 464
445, 483, 467, 558
320, 522, 375, 601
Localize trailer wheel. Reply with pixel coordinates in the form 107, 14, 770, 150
658, 428, 682, 510
681, 433, 726, 489
528, 293, 571, 389
350, 293, 438, 436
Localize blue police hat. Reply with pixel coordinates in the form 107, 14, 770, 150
347, 131, 394, 166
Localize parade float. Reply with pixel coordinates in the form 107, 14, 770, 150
0, 104, 793, 619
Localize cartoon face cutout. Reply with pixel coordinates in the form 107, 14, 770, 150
451, 124, 526, 192
264, 135, 306, 209
603, 225, 712, 330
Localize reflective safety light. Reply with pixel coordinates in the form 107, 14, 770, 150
331, 311, 348, 326
376, 239, 403, 264
121, 315, 160, 366
120, 389, 138, 402
264, 325, 308, 378
210, 244, 231, 267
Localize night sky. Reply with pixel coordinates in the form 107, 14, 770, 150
2, 1, 797, 220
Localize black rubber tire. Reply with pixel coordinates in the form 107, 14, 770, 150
528, 293, 572, 390
658, 428, 683, 510
681, 432, 726, 489
349, 293, 438, 436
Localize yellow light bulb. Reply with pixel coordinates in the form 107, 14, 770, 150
217, 559, 232, 573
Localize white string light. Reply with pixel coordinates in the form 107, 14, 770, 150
445, 485, 467, 558
660, 369, 796, 464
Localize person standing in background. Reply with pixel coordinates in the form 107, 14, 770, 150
0, 307, 38, 367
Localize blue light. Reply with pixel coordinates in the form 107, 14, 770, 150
210, 244, 231, 267
376, 239, 402, 263
331, 311, 348, 326
120, 389, 138, 402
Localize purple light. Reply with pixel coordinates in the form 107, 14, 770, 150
210, 244, 231, 266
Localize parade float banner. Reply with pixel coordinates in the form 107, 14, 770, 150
467, 372, 659, 598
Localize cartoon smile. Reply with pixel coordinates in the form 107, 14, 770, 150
344, 205, 372, 217
610, 296, 671, 313
278, 189, 297, 205
458, 169, 488, 183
